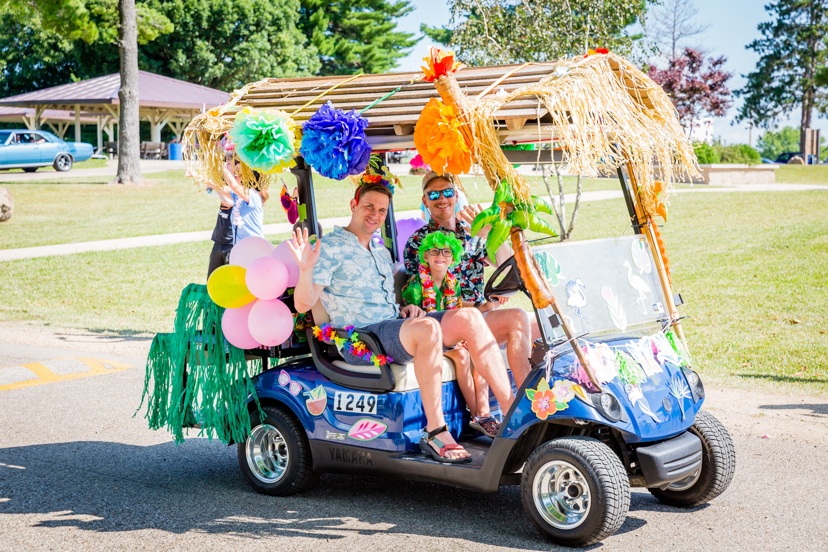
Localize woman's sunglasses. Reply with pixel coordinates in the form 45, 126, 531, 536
426, 188, 456, 201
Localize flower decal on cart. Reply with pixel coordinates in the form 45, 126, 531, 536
551, 380, 576, 404
526, 377, 574, 420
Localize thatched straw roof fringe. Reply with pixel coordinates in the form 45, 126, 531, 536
465, 53, 699, 212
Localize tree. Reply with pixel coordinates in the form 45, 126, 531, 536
297, 0, 418, 75
116, 0, 142, 184
141, 0, 319, 90
735, 0, 828, 154
422, 0, 654, 66
648, 48, 732, 136
1, 0, 171, 185
647, 0, 709, 60
1, 1, 319, 96
756, 126, 801, 159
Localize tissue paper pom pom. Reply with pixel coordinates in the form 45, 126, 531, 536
421, 47, 464, 82
413, 97, 471, 175
229, 107, 299, 174
300, 102, 371, 180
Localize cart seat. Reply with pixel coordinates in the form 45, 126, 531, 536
310, 261, 459, 392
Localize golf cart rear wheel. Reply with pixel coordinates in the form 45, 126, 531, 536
649, 410, 736, 507
237, 405, 319, 496
521, 436, 630, 547
54, 154, 73, 171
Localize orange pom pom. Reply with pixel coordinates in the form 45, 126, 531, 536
413, 98, 472, 175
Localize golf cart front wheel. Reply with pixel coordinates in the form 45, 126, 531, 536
649, 410, 736, 507
521, 436, 630, 547
237, 405, 319, 496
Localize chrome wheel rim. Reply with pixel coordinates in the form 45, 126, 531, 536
533, 460, 592, 530
57, 155, 70, 170
246, 424, 289, 483
667, 468, 701, 491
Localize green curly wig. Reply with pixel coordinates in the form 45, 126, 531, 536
418, 231, 464, 266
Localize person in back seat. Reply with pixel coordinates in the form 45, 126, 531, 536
289, 173, 516, 464
405, 171, 534, 387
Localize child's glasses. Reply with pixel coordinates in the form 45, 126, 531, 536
427, 248, 454, 258
426, 188, 456, 201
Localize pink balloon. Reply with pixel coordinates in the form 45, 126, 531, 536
271, 240, 300, 288
229, 236, 274, 269
396, 217, 426, 261
248, 299, 294, 347
246, 257, 288, 300
222, 301, 261, 349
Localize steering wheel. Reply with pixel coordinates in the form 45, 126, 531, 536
483, 256, 525, 302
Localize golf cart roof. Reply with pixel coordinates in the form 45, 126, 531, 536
209, 58, 662, 151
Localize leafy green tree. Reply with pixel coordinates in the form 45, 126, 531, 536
0, 0, 172, 184
143, 0, 320, 90
756, 126, 802, 160
298, 0, 418, 75
735, 0, 828, 152
422, 0, 654, 66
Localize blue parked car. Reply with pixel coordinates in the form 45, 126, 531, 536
0, 129, 94, 172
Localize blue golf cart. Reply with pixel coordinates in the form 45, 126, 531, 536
227, 151, 735, 547
146, 56, 736, 548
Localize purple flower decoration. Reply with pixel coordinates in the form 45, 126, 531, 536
301, 101, 371, 180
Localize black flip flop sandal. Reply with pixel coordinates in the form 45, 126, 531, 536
419, 424, 472, 464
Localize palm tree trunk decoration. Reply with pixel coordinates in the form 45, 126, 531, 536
422, 48, 603, 390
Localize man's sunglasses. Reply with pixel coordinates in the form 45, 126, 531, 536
426, 248, 454, 258
426, 188, 456, 201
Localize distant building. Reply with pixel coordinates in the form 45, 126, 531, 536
688, 118, 714, 143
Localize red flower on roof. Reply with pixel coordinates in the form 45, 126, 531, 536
421, 47, 464, 82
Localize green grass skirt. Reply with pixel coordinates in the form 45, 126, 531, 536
139, 284, 262, 444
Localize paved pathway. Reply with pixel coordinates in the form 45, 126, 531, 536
1, 183, 826, 263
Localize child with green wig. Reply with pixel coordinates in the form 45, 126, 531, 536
402, 231, 498, 438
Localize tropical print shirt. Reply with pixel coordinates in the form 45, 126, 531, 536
313, 226, 399, 328
404, 219, 487, 306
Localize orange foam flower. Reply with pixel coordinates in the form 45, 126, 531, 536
413, 98, 472, 175
421, 46, 464, 82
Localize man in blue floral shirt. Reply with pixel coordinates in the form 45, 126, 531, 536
290, 178, 515, 463
405, 172, 533, 388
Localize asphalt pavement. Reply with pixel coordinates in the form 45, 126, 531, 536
1, 340, 827, 551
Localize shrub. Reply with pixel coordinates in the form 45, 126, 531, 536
719, 144, 761, 165
694, 141, 720, 164
693, 141, 761, 165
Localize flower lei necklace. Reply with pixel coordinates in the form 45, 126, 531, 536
312, 324, 393, 367
418, 264, 460, 312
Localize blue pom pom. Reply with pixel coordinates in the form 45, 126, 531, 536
301, 101, 371, 180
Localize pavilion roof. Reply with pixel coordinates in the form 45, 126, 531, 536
0, 71, 230, 111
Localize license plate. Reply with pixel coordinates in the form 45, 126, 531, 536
333, 391, 378, 414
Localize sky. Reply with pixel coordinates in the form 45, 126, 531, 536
393, 0, 826, 148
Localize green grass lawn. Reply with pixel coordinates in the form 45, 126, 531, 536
0, 169, 614, 249
1, 188, 826, 395
775, 164, 828, 185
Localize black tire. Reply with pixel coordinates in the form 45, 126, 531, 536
649, 410, 736, 507
22, 167, 38, 173
53, 154, 73, 172
521, 436, 630, 547
237, 405, 320, 496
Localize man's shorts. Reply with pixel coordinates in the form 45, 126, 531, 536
340, 311, 447, 366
